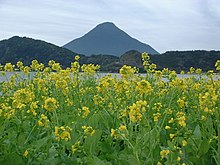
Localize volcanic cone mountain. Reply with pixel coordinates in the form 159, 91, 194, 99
63, 22, 159, 56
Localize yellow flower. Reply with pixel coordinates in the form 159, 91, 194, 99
176, 112, 186, 127
23, 150, 28, 158
72, 145, 77, 153
119, 65, 137, 79
82, 126, 95, 138
201, 115, 206, 120
157, 162, 162, 165
142, 52, 150, 60
71, 61, 80, 73
111, 129, 118, 138
136, 80, 153, 95
162, 68, 169, 75
55, 126, 72, 141
196, 68, 202, 74
165, 126, 171, 130
52, 63, 61, 71
81, 64, 100, 76
182, 140, 187, 147
38, 114, 50, 127
160, 149, 170, 159
168, 118, 174, 123
30, 101, 39, 109
4, 63, 14, 71
75, 55, 80, 61
31, 60, 42, 71
16, 61, 23, 69
82, 106, 90, 118
119, 125, 127, 131
215, 60, 220, 70
129, 102, 144, 123
13, 89, 35, 106
170, 134, 175, 139
153, 112, 161, 122
60, 131, 71, 141
177, 98, 185, 109
189, 67, 195, 74
44, 98, 58, 112
23, 66, 30, 74
72, 140, 81, 153
38, 120, 44, 126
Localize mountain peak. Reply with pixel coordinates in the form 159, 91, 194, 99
63, 22, 159, 56
97, 22, 116, 27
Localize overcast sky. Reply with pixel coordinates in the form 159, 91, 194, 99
0, 0, 220, 53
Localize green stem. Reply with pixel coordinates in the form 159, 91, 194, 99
126, 139, 140, 164
24, 124, 36, 144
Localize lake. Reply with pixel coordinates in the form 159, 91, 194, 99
0, 72, 219, 82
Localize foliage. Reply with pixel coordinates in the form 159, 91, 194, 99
0, 54, 220, 164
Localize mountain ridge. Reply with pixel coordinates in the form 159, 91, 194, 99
0, 36, 86, 66
63, 22, 159, 56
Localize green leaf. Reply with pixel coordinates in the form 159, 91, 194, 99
31, 136, 49, 150
198, 139, 210, 157
84, 129, 102, 155
193, 125, 201, 139
167, 140, 175, 150
86, 156, 112, 165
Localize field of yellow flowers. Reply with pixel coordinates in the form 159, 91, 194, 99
0, 53, 220, 164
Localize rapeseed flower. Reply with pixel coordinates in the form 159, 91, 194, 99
160, 149, 170, 159
182, 140, 187, 147
165, 126, 171, 130
82, 106, 90, 118
82, 126, 95, 138
4, 63, 14, 71
75, 55, 80, 61
81, 64, 100, 76
128, 100, 147, 123
169, 134, 175, 139
55, 126, 72, 141
215, 60, 220, 70
44, 98, 58, 112
136, 80, 153, 95
23, 150, 28, 158
120, 65, 137, 79
118, 125, 127, 131
111, 129, 118, 139
13, 88, 35, 105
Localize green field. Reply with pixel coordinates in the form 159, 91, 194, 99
0, 54, 220, 164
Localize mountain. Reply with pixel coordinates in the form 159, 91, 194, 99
151, 50, 220, 72
63, 22, 159, 56
120, 50, 143, 68
118, 50, 220, 72
0, 36, 86, 66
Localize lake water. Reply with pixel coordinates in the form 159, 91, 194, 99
0, 72, 219, 82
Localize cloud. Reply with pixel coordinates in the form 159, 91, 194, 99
0, 0, 219, 53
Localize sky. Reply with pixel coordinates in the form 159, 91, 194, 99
0, 0, 220, 53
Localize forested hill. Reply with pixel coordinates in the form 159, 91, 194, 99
151, 50, 220, 72
0, 36, 87, 67
95, 50, 220, 72
117, 50, 220, 72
